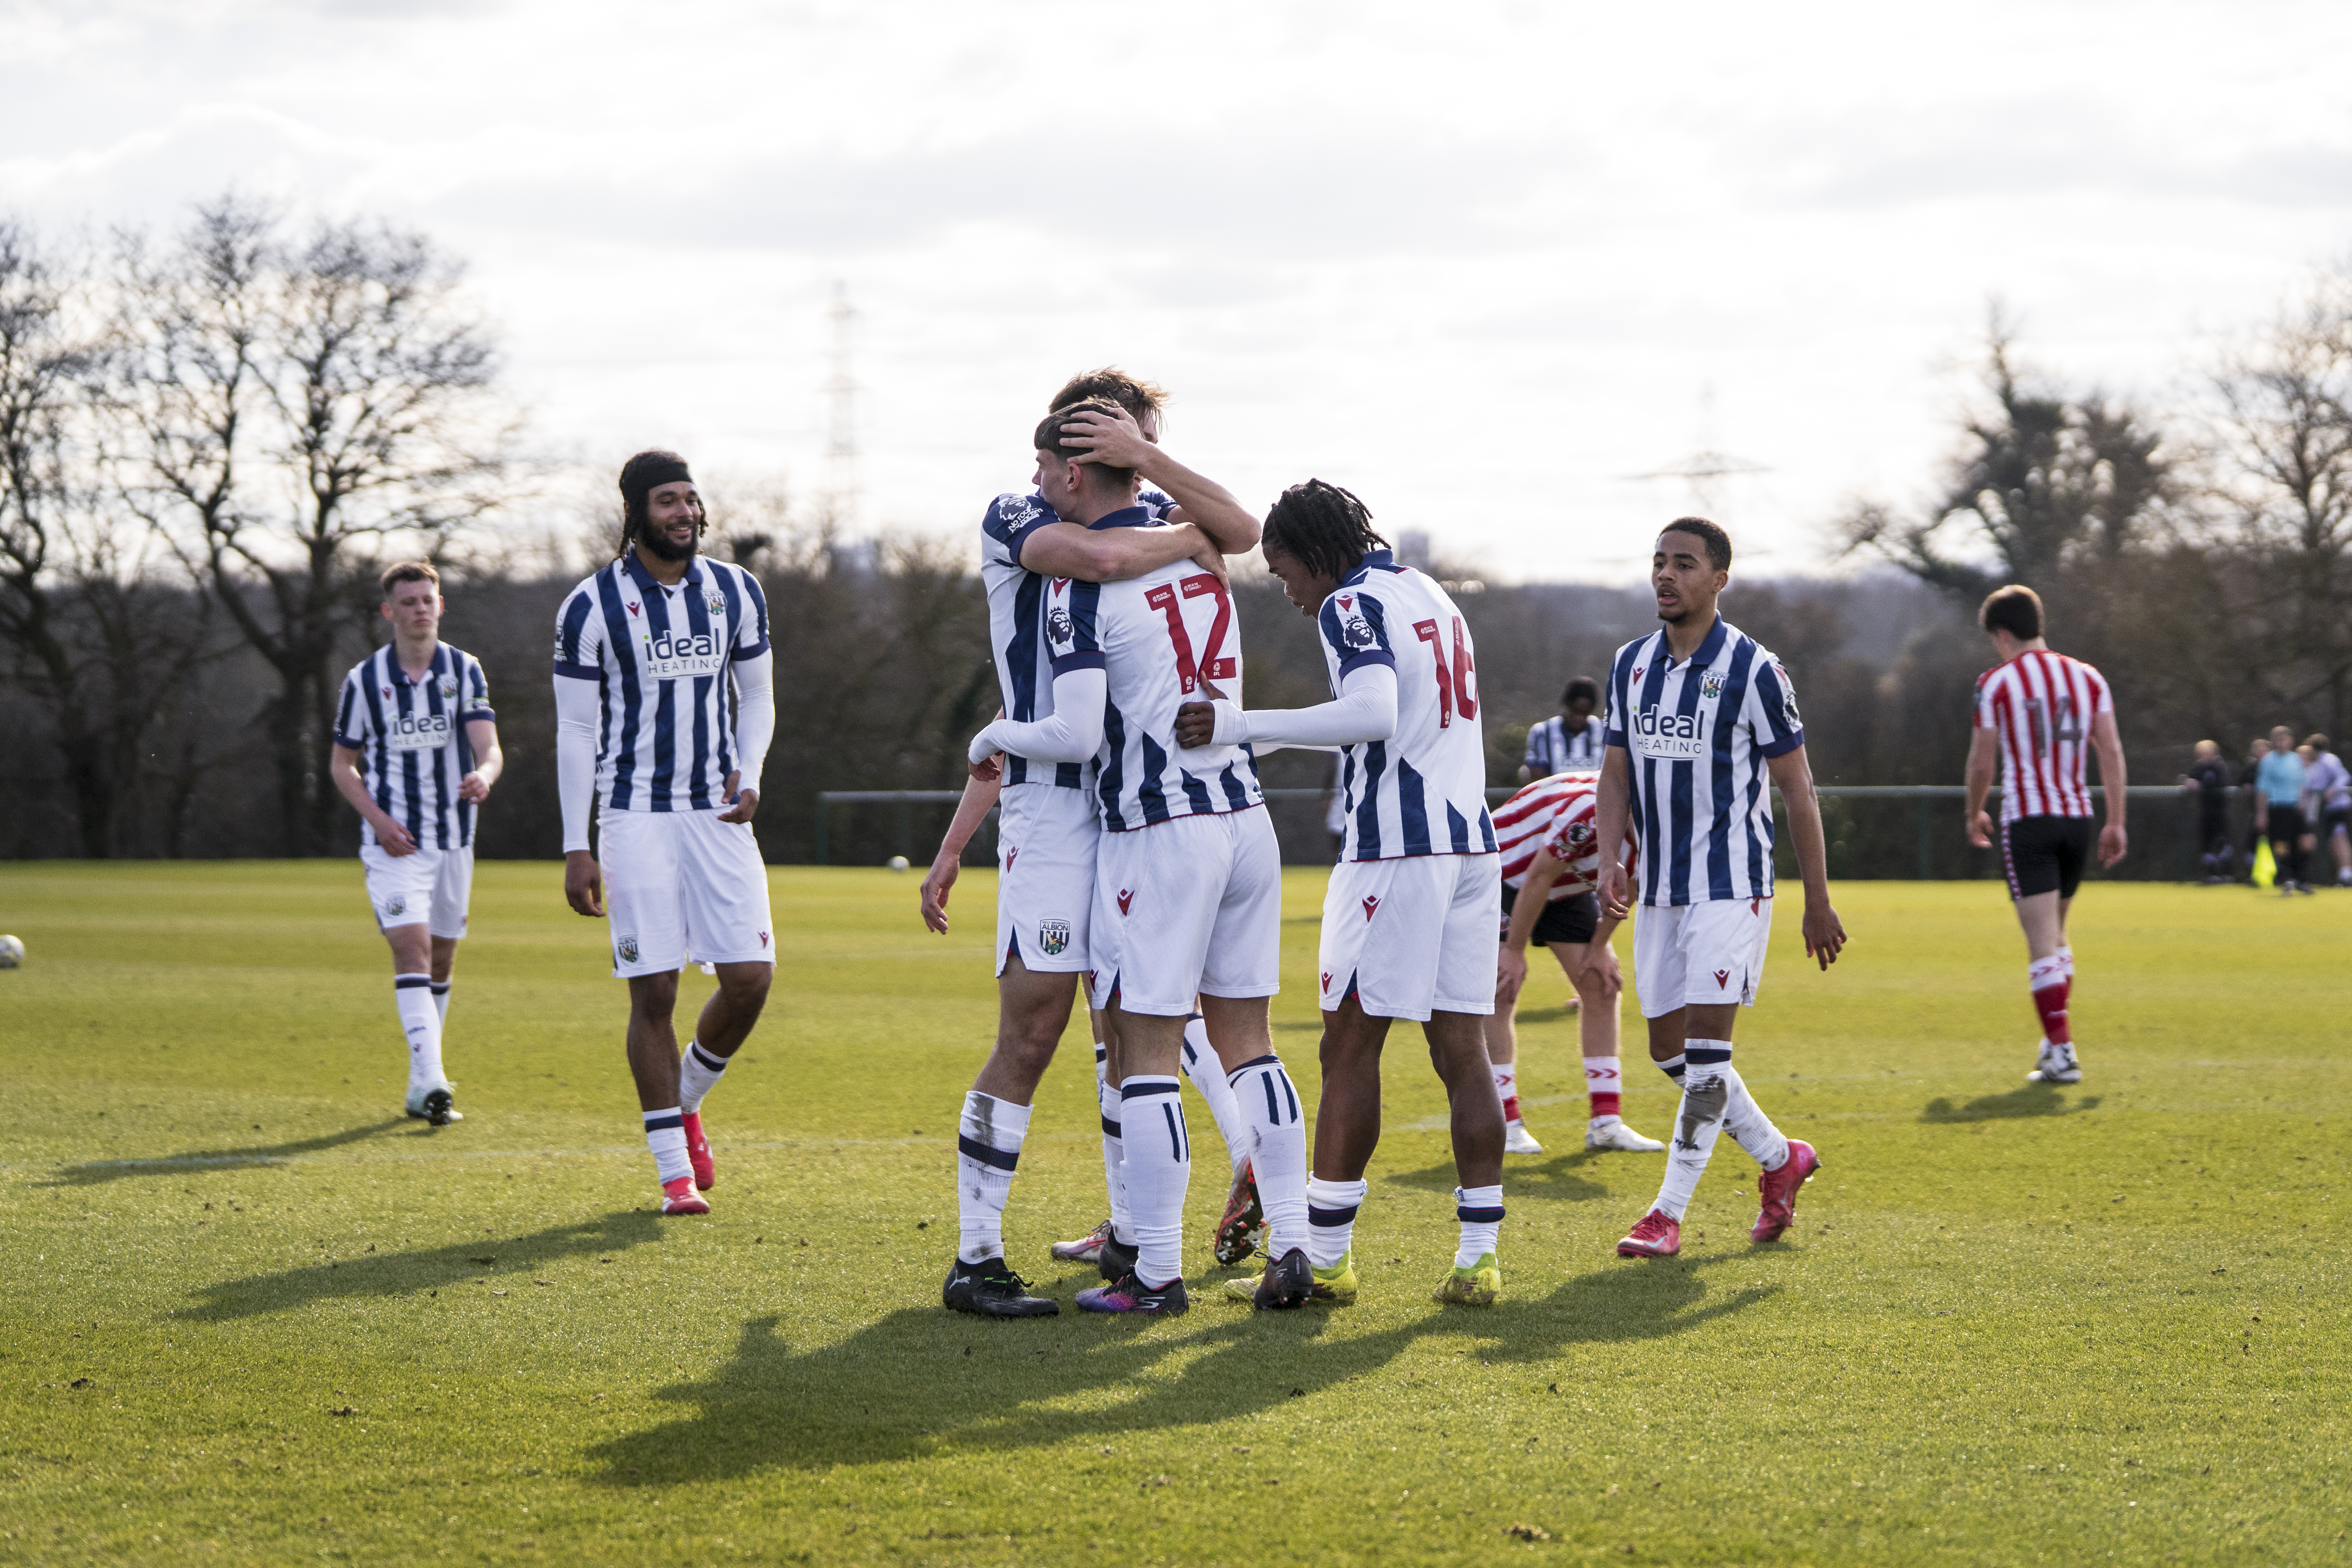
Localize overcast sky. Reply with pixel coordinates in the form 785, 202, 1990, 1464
5, 0, 2350, 581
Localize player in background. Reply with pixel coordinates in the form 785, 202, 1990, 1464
1600, 519, 1843, 1261
2298, 733, 2349, 887
1182, 480, 1510, 1309
933, 385, 1269, 1317
1519, 676, 1606, 782
553, 452, 775, 1216
1488, 770, 1664, 1156
2180, 740, 2234, 883
1964, 583, 2128, 1084
2252, 727, 2306, 893
329, 561, 502, 1127
966, 405, 1310, 1318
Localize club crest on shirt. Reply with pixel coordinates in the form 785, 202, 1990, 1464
1564, 819, 1595, 848
618, 934, 639, 964
1039, 918, 1071, 957
1700, 670, 1724, 700
440, 676, 457, 700
706, 589, 726, 617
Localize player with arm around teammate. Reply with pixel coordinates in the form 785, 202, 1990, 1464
1488, 770, 1663, 1156
1180, 480, 1511, 1308
553, 452, 777, 1216
329, 560, 502, 1126
1963, 584, 2128, 1083
1599, 518, 1845, 1261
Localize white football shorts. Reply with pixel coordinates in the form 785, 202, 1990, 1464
1318, 852, 1501, 1021
1632, 896, 1773, 1018
994, 781, 1097, 977
1089, 808, 1281, 1016
600, 808, 775, 978
360, 842, 473, 939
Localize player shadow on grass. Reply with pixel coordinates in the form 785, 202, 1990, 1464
177, 1209, 664, 1322
1919, 1084, 2103, 1123
587, 1261, 1776, 1485
1382, 1155, 1611, 1204
35, 1118, 415, 1188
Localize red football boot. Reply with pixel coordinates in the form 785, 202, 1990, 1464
1616, 1208, 1681, 1258
659, 1176, 710, 1216
683, 1111, 715, 1191
1751, 1139, 1819, 1242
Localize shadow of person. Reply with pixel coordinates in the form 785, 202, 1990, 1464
1379, 1155, 1612, 1204
178, 1209, 664, 1322
1919, 1084, 2103, 1123
588, 1259, 1778, 1486
37, 1118, 414, 1188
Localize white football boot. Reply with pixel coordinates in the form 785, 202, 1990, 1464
2026, 1039, 2082, 1084
1503, 1120, 1545, 1155
1585, 1116, 1664, 1152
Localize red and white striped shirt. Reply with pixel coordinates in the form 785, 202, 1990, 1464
1973, 649, 2114, 823
1495, 771, 1634, 899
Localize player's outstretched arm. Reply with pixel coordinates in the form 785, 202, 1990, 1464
922, 765, 1003, 935
1593, 747, 1634, 920
1175, 664, 1397, 752
553, 668, 605, 916
1963, 727, 1999, 848
1766, 744, 1847, 970
718, 650, 774, 825
328, 743, 417, 855
2091, 709, 2128, 866
1056, 405, 1262, 555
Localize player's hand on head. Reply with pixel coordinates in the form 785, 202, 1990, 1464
563, 850, 605, 918
1058, 405, 1151, 469
920, 857, 959, 934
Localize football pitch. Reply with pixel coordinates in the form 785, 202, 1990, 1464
2, 863, 2346, 1567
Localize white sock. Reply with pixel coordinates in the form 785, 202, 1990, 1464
1180, 1015, 1253, 1176
1492, 1063, 1517, 1119
1719, 1066, 1789, 1172
1119, 1076, 1188, 1287
1226, 1052, 1308, 1255
644, 1108, 690, 1185
1653, 1043, 1733, 1221
430, 979, 451, 1028
1306, 1175, 1367, 1269
678, 1039, 729, 1113
1454, 1183, 1504, 1267
956, 1090, 1031, 1264
394, 974, 443, 1092
1099, 1077, 1131, 1246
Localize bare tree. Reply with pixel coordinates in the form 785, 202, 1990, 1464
114, 196, 517, 854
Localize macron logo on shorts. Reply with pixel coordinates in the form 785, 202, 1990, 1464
1117, 889, 1134, 916
1320, 970, 1332, 992
1714, 968, 1730, 989
1362, 894, 1380, 921
760, 932, 770, 949
1005, 846, 1018, 870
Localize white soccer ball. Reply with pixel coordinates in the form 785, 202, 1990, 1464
886, 855, 910, 873
0, 935, 22, 969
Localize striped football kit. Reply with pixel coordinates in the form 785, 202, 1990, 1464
334, 642, 495, 937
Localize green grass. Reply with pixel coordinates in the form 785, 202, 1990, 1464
1, 863, 2347, 1566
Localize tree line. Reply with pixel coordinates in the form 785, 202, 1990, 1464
5, 200, 2347, 870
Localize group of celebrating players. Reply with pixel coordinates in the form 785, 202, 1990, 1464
326, 364, 2135, 1320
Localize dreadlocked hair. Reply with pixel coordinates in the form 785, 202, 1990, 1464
616, 448, 704, 557
1262, 479, 1387, 583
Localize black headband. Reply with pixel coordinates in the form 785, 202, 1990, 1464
624, 457, 694, 501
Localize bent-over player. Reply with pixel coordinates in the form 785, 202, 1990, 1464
1490, 770, 1663, 1155
554, 452, 776, 1215
330, 561, 502, 1126
1963, 584, 2126, 1083
1182, 481, 1509, 1307
1599, 518, 1844, 1260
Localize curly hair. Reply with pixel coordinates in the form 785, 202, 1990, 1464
1261, 479, 1388, 583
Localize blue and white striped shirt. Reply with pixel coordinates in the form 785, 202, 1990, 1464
334, 643, 494, 850
1603, 616, 1803, 907
1315, 551, 1496, 861
552, 555, 771, 813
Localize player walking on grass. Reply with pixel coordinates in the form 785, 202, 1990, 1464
1181, 481, 1509, 1309
1489, 770, 1664, 1157
932, 380, 1269, 1318
961, 405, 1311, 1319
1600, 519, 1843, 1261
553, 452, 776, 1216
1963, 584, 2128, 1085
330, 561, 503, 1128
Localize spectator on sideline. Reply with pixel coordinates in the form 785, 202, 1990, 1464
2302, 733, 2351, 887
2239, 737, 2271, 881
2180, 739, 2234, 883
1519, 676, 1604, 782
2256, 726, 2309, 894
